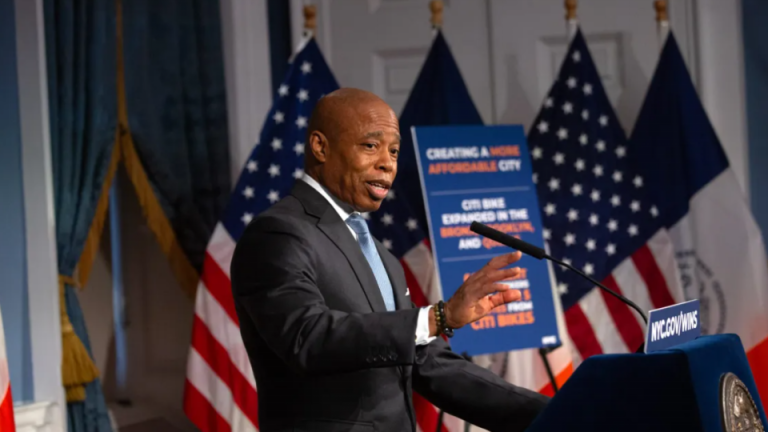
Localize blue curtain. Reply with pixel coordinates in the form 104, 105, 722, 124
121, 0, 231, 289
44, 0, 116, 431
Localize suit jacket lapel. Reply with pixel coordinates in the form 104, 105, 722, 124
376, 241, 411, 311
291, 181, 388, 312
317, 209, 388, 312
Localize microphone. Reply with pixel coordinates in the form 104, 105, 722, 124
469, 221, 648, 325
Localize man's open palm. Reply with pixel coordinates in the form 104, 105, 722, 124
445, 251, 524, 329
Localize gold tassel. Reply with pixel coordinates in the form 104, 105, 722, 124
76, 134, 122, 289
59, 275, 100, 402
114, 0, 198, 299
60, 126, 118, 401
65, 385, 86, 402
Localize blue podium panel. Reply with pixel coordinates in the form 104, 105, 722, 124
527, 334, 766, 431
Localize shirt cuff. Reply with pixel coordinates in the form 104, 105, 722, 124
415, 306, 437, 345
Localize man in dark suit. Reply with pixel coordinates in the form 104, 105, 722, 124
231, 88, 549, 432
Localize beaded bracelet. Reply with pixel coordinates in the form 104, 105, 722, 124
436, 300, 454, 338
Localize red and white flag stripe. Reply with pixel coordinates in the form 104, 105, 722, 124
565, 229, 683, 363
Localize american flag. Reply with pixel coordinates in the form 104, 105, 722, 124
182, 37, 446, 432
182, 38, 338, 432
528, 30, 684, 363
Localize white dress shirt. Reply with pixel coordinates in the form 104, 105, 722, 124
301, 174, 436, 345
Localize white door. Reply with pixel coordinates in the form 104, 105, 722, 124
289, 0, 696, 133
488, 0, 697, 134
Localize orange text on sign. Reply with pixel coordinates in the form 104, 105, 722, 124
429, 161, 497, 175
497, 311, 535, 327
488, 145, 520, 157
470, 311, 535, 329
440, 222, 535, 239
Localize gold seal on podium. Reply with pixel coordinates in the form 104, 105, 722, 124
720, 372, 764, 432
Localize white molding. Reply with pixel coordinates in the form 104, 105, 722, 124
219, 0, 273, 181
371, 46, 429, 114
368, 0, 451, 15
14, 401, 61, 432
14, 0, 66, 429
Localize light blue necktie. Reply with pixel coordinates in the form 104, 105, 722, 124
346, 214, 396, 312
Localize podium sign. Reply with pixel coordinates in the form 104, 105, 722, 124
644, 299, 701, 353
411, 125, 560, 356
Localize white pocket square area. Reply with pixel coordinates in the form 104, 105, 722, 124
405, 288, 410, 296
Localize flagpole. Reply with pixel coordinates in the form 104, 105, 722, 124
655, 0, 670, 50
565, 0, 578, 40
430, 3, 449, 432
425, 2, 488, 430
542, 0, 580, 396
303, 2, 316, 39
528, 0, 581, 399
290, 2, 316, 62
429, 0, 443, 38
427, 3, 472, 430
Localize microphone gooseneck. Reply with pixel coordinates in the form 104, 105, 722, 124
546, 255, 648, 325
469, 221, 649, 325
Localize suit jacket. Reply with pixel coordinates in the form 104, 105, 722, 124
231, 180, 549, 432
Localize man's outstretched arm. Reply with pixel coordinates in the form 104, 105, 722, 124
413, 337, 549, 432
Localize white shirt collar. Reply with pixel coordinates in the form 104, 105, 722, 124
300, 173, 360, 222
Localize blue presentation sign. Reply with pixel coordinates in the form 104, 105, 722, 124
411, 125, 560, 356
644, 299, 701, 353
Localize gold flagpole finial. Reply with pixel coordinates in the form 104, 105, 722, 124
654, 0, 670, 50
303, 4, 317, 31
565, 0, 578, 21
654, 0, 669, 23
430, 0, 444, 29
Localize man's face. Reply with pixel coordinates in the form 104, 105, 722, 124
311, 99, 400, 212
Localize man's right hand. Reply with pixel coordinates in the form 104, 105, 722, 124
429, 251, 524, 337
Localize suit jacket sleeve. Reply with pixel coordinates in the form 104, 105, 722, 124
413, 337, 550, 432
231, 216, 421, 375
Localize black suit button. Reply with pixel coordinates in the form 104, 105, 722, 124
388, 354, 396, 361
366, 357, 372, 363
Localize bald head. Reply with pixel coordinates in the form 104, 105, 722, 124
305, 89, 397, 165
304, 88, 401, 212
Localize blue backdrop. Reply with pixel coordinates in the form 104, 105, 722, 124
0, 0, 33, 403
743, 0, 768, 243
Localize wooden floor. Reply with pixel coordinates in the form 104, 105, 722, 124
108, 401, 198, 432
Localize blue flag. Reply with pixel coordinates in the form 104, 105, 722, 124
396, 31, 483, 232
629, 33, 768, 415
629, 33, 729, 226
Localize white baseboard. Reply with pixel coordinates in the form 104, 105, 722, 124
14, 401, 62, 432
